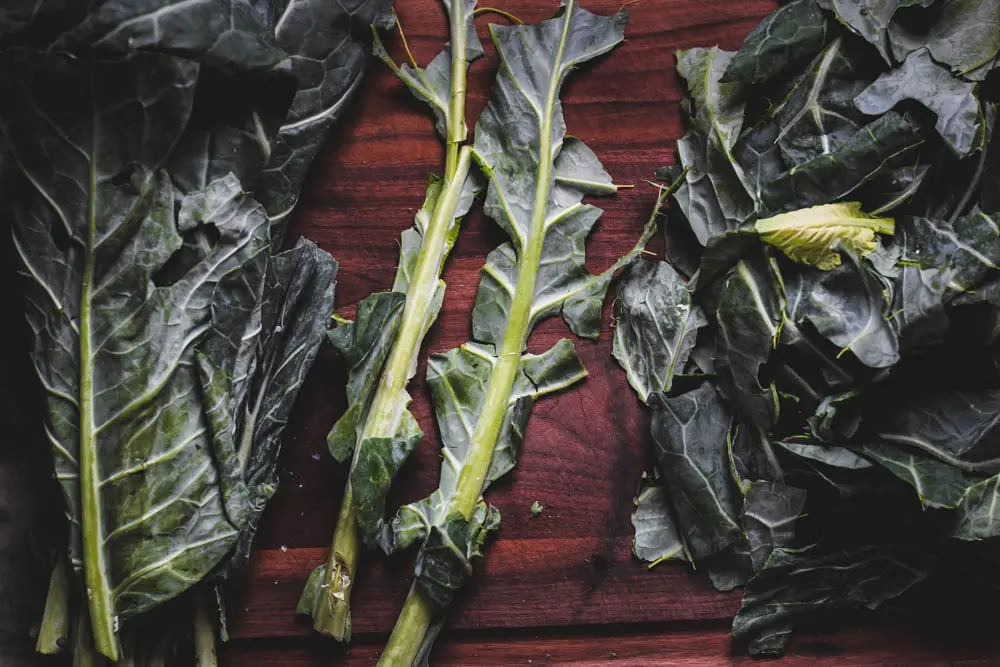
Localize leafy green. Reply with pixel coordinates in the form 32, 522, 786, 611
377, 4, 637, 664
301, 0, 482, 642
613, 259, 706, 403
722, 0, 831, 85
0, 0, 389, 661
755, 202, 895, 270
616, 0, 1000, 656
855, 48, 986, 156
831, 0, 934, 61
888, 0, 1000, 80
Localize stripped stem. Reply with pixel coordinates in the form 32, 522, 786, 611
193, 592, 218, 667
314, 148, 475, 639
379, 7, 577, 663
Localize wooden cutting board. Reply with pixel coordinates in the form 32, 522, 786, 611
2, 0, 999, 664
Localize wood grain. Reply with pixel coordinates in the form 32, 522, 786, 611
224, 620, 1000, 666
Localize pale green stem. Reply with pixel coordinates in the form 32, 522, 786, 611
81, 128, 118, 662
73, 610, 106, 667
36, 556, 72, 654
379, 6, 577, 663
314, 147, 475, 639
443, 0, 470, 182
193, 593, 218, 667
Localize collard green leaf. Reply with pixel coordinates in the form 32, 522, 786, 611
50, 0, 288, 70
375, 0, 482, 139
253, 0, 395, 235
862, 443, 976, 508
856, 48, 986, 157
473, 137, 635, 344
733, 544, 932, 657
756, 202, 894, 270
632, 483, 691, 564
650, 382, 744, 559
391, 339, 588, 555
676, 47, 746, 163
773, 37, 876, 168
886, 209, 1000, 346
762, 111, 924, 213
783, 253, 900, 368
742, 481, 807, 572
1, 52, 273, 657
871, 388, 1000, 473
673, 130, 755, 243
226, 239, 337, 572
326, 292, 407, 462
612, 260, 707, 404
953, 474, 1000, 539
382, 6, 632, 660
830, 0, 934, 62
888, 0, 1000, 80
777, 438, 874, 469
414, 502, 500, 608
715, 257, 783, 426
722, 0, 831, 86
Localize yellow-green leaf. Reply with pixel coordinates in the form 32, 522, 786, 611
755, 202, 894, 270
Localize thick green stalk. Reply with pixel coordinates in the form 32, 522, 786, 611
81, 134, 118, 661
443, 0, 469, 182
72, 611, 104, 667
379, 9, 575, 664
314, 147, 475, 638
193, 593, 218, 667
36, 556, 72, 654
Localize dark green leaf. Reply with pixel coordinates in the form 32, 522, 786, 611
650, 382, 744, 559
862, 443, 977, 508
953, 474, 1000, 539
715, 256, 783, 426
1, 52, 271, 653
613, 260, 707, 403
888, 0, 1000, 80
632, 483, 691, 564
722, 0, 831, 85
762, 112, 924, 213
326, 292, 407, 462
783, 253, 900, 368
774, 37, 876, 168
830, 0, 934, 62
742, 481, 807, 572
856, 48, 986, 157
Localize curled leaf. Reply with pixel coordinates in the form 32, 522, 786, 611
755, 202, 894, 270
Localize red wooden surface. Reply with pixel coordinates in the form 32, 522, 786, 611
222, 0, 1000, 662
3, 0, 998, 664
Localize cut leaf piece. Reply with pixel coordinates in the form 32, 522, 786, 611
756, 202, 894, 270
855, 48, 986, 157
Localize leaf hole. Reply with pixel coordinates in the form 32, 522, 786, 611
151, 223, 222, 288
49, 219, 71, 252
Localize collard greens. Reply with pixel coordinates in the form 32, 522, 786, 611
0, 0, 391, 663
299, 0, 482, 642
616, 0, 1000, 657
376, 3, 652, 664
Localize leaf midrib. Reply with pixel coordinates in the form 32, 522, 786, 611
79, 86, 118, 660
451, 2, 577, 520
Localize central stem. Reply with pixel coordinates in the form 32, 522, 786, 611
81, 122, 118, 661
314, 148, 474, 639
193, 592, 218, 667
379, 7, 576, 663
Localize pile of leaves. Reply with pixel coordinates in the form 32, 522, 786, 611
0, 0, 390, 664
614, 0, 1000, 656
